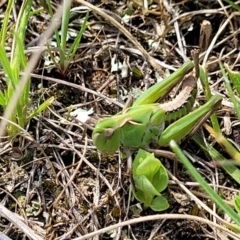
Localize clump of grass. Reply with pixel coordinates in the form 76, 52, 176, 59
0, 0, 53, 136
0, 0, 88, 135
45, 0, 89, 75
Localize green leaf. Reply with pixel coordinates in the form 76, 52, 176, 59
132, 149, 169, 210
152, 163, 169, 192
134, 154, 160, 182
133, 175, 160, 196
133, 149, 168, 191
150, 195, 169, 211
132, 185, 153, 206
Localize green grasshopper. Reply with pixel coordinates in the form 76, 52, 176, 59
92, 61, 222, 154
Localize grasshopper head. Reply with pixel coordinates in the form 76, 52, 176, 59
92, 119, 121, 154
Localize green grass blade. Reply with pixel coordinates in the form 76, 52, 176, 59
59, 0, 72, 70
0, 46, 16, 88
0, 46, 15, 107
209, 146, 240, 184
223, 0, 240, 11
225, 64, 240, 97
219, 62, 240, 120
12, 0, 32, 67
16, 103, 25, 128
46, 0, 61, 50
0, 91, 7, 108
14, 32, 30, 112
14, 33, 27, 69
27, 97, 54, 121
67, 12, 89, 62
193, 134, 240, 184
199, 67, 221, 134
0, 0, 14, 45
10, 0, 32, 131
199, 65, 240, 164
204, 123, 240, 165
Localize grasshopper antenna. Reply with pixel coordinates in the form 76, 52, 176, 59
191, 49, 200, 79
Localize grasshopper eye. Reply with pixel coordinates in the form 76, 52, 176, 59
104, 128, 114, 138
